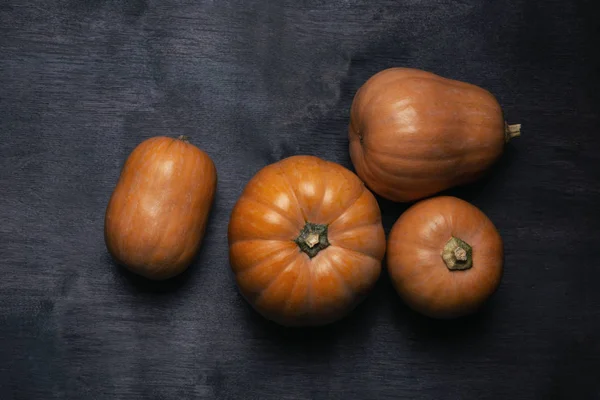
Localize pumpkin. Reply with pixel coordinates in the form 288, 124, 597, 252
387, 196, 503, 319
104, 135, 217, 280
349, 67, 521, 202
228, 155, 386, 326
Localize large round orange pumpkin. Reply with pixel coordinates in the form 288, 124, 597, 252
105, 135, 217, 280
349, 67, 521, 202
387, 196, 503, 319
228, 155, 386, 326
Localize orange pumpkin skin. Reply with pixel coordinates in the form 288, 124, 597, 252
349, 67, 520, 202
228, 155, 386, 327
105, 136, 217, 280
387, 196, 503, 319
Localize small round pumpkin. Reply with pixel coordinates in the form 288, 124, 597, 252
228, 155, 386, 326
349, 67, 521, 202
387, 196, 503, 319
105, 135, 217, 280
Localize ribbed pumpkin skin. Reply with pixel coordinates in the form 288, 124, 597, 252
349, 67, 508, 202
104, 136, 217, 280
387, 196, 503, 319
228, 155, 386, 327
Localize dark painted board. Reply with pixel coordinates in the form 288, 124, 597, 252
1, 0, 599, 399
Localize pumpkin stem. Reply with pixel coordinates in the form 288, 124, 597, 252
295, 222, 330, 258
305, 232, 320, 248
177, 135, 190, 143
504, 123, 521, 143
442, 237, 473, 271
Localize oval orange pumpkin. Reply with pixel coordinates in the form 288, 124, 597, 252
387, 196, 503, 319
105, 135, 217, 280
228, 155, 386, 326
349, 67, 521, 202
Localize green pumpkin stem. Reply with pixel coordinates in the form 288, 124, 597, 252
441, 236, 473, 271
295, 222, 330, 258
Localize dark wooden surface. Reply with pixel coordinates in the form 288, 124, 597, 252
1, 0, 599, 399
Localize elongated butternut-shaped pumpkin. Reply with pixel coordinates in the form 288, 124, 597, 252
105, 135, 217, 280
349, 67, 521, 202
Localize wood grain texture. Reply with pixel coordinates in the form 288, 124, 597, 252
1, 0, 599, 399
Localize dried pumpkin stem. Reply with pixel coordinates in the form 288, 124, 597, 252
295, 222, 330, 258
454, 247, 467, 261
177, 135, 190, 143
504, 122, 521, 143
442, 236, 473, 271
305, 232, 320, 248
